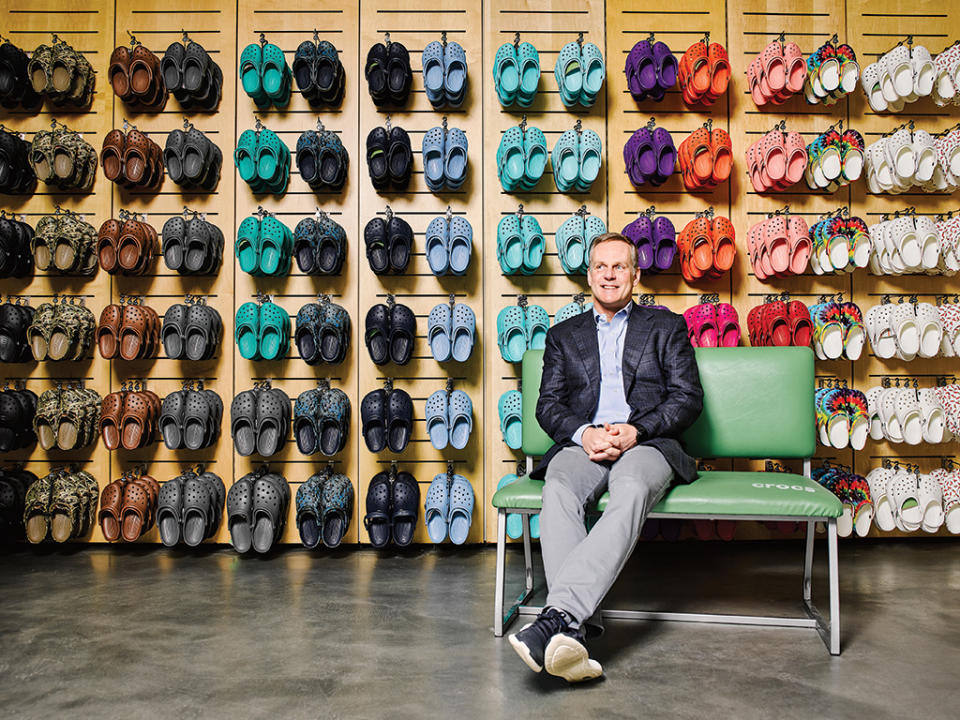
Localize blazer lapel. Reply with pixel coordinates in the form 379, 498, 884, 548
573, 311, 601, 402
622, 302, 653, 395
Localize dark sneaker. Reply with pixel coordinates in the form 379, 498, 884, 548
508, 607, 568, 673
508, 607, 603, 682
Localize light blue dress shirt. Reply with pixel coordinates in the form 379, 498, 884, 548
571, 303, 633, 446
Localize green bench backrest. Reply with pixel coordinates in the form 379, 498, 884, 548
521, 346, 816, 459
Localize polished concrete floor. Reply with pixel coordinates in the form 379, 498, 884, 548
0, 539, 957, 719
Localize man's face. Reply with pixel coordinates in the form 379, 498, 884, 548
587, 240, 639, 309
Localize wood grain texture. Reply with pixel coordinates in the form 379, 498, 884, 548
1, 0, 957, 544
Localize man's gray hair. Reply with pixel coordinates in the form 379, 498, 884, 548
588, 232, 638, 271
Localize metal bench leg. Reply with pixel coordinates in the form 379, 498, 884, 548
827, 518, 840, 655
493, 509, 538, 637
494, 510, 506, 637
522, 513, 534, 594
803, 520, 814, 603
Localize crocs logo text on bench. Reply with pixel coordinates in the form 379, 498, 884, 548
752, 482, 816, 493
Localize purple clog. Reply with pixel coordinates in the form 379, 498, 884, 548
653, 41, 678, 90
622, 215, 655, 271
651, 215, 677, 272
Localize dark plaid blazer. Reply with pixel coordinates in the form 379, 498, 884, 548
531, 302, 704, 484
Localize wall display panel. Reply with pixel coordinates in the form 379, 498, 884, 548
482, 0, 607, 540
725, 1, 857, 505
845, 0, 960, 537
234, 0, 361, 545
1, 0, 116, 541
1, 0, 958, 545
102, 0, 239, 543
358, 0, 485, 546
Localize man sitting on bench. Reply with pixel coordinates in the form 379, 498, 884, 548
508, 232, 704, 683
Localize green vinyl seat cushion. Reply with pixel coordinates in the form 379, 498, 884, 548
492, 472, 841, 518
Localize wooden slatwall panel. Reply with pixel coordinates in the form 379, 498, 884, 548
846, 0, 960, 537
358, 0, 485, 545
607, 0, 730, 312
109, 1, 237, 543
482, 0, 607, 541
1, 0, 114, 540
2, 0, 958, 545
234, 0, 361, 545
725, 1, 855, 524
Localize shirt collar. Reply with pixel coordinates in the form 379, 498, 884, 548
593, 301, 633, 324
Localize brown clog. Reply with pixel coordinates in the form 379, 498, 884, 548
141, 390, 161, 438
119, 391, 150, 449
97, 219, 122, 273
119, 478, 149, 541
129, 44, 158, 98
145, 137, 165, 190
143, 305, 160, 358
98, 478, 127, 541
122, 129, 152, 186
99, 391, 125, 450
136, 220, 158, 274
117, 219, 146, 271
100, 129, 126, 182
119, 305, 149, 360
108, 46, 133, 101
97, 304, 123, 359
136, 475, 160, 529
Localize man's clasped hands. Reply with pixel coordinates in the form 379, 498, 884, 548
581, 423, 639, 462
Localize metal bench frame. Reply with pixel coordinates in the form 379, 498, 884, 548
493, 457, 840, 655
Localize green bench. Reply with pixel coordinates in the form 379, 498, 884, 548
492, 346, 842, 655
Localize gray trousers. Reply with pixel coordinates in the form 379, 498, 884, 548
541, 444, 674, 627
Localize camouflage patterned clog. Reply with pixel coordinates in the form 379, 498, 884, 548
23, 471, 55, 543
27, 43, 53, 94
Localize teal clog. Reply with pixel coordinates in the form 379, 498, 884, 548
584, 215, 608, 273
496, 214, 524, 274
260, 43, 288, 100
258, 301, 290, 361
235, 129, 260, 183
236, 216, 261, 275
239, 43, 264, 99
524, 304, 550, 350
259, 216, 292, 276
235, 301, 261, 360
552, 129, 580, 192
520, 214, 545, 274
556, 212, 586, 275
496, 305, 527, 363
517, 42, 540, 105
498, 391, 522, 450
497, 126, 525, 191
493, 43, 520, 105
554, 42, 582, 107
522, 126, 547, 188
580, 42, 605, 105
577, 128, 603, 191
